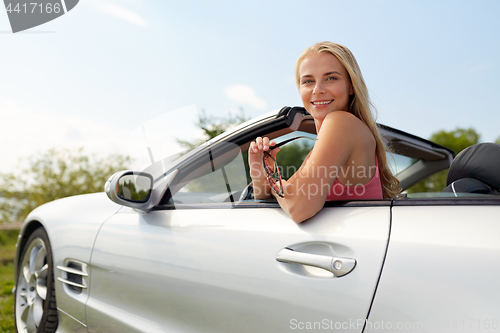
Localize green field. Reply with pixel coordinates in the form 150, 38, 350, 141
0, 229, 18, 333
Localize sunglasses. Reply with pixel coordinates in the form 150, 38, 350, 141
262, 136, 316, 198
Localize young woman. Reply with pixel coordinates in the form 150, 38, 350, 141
248, 42, 400, 223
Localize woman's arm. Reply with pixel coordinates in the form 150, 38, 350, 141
271, 111, 372, 223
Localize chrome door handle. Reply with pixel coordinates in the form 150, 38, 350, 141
276, 248, 356, 277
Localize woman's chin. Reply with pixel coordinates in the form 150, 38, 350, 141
310, 106, 333, 117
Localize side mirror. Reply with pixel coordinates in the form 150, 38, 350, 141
105, 170, 177, 212
116, 173, 153, 203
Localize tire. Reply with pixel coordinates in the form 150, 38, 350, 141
14, 227, 58, 333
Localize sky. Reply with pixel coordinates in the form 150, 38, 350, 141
1, 0, 499, 174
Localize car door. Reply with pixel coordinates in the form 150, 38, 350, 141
85, 143, 392, 333
86, 205, 390, 333
366, 196, 500, 332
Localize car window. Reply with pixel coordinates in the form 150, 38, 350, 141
275, 132, 418, 180
168, 131, 428, 206
169, 132, 315, 206
274, 131, 316, 180
387, 153, 417, 175
170, 143, 248, 205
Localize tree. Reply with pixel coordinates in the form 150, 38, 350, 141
407, 127, 480, 193
0, 148, 128, 224
177, 109, 249, 151
276, 140, 314, 180
429, 128, 480, 155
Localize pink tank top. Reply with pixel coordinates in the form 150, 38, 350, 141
326, 157, 383, 201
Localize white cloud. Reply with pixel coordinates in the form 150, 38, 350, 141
225, 84, 267, 110
88, 1, 147, 27
0, 98, 130, 174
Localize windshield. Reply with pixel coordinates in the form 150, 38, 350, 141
127, 105, 207, 180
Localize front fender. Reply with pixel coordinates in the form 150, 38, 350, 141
14, 192, 123, 326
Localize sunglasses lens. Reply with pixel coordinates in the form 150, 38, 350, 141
269, 177, 280, 192
264, 155, 276, 174
263, 152, 284, 197
269, 173, 283, 197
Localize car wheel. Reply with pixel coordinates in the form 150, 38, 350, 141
14, 227, 58, 333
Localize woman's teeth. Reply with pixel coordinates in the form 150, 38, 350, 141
312, 100, 332, 105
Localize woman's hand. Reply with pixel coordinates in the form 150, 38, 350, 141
248, 137, 280, 199
248, 137, 280, 178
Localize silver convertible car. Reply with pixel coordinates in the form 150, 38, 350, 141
13, 107, 500, 333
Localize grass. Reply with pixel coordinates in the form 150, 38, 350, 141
0, 229, 18, 333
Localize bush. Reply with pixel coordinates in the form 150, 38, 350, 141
0, 148, 128, 224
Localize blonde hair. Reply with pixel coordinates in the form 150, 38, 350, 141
295, 42, 400, 198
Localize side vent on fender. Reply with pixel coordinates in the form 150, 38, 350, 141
57, 260, 88, 294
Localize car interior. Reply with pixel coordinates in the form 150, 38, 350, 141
443, 142, 500, 196
158, 107, 500, 207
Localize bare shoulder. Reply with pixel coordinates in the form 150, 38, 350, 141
320, 111, 373, 142
323, 111, 365, 128
313, 112, 376, 177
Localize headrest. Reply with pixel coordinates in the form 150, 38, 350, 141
446, 142, 500, 190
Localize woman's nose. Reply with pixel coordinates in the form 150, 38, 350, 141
313, 81, 325, 95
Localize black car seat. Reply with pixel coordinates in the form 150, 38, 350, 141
443, 142, 500, 195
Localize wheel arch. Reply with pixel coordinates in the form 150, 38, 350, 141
14, 219, 45, 284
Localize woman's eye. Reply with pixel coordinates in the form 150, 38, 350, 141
327, 76, 337, 81
302, 79, 314, 84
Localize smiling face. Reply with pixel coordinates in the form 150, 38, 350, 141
298, 52, 354, 121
